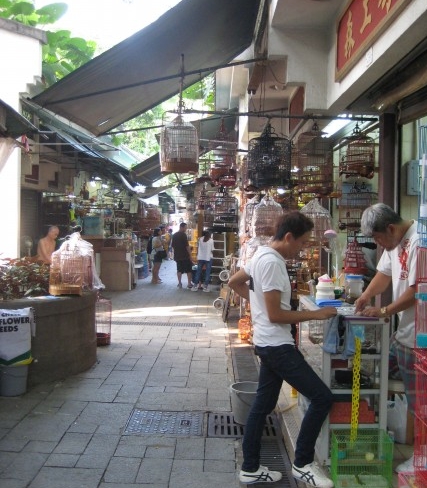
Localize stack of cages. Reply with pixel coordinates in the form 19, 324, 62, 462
95, 294, 112, 346
331, 428, 393, 488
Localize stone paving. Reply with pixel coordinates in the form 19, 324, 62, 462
0, 259, 242, 488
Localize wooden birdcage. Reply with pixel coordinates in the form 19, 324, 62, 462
159, 55, 199, 175
204, 187, 238, 232
300, 198, 333, 245
96, 295, 112, 346
247, 122, 291, 190
338, 182, 377, 232
251, 195, 284, 237
49, 244, 84, 296
343, 238, 368, 275
339, 124, 376, 178
296, 123, 333, 197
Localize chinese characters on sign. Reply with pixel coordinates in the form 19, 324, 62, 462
336, 0, 410, 81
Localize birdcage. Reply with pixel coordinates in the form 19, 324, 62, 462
300, 198, 333, 245
204, 188, 238, 232
160, 115, 199, 174
296, 123, 333, 197
96, 295, 112, 346
339, 124, 376, 178
343, 238, 368, 275
49, 244, 84, 296
159, 55, 199, 175
247, 122, 291, 190
251, 195, 284, 237
338, 184, 377, 233
196, 184, 210, 210
239, 194, 260, 239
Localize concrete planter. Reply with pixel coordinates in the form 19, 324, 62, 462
0, 291, 97, 387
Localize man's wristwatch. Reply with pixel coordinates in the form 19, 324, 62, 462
380, 306, 388, 317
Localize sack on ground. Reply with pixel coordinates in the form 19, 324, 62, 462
387, 393, 408, 443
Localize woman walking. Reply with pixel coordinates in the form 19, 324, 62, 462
192, 230, 214, 292
151, 228, 166, 284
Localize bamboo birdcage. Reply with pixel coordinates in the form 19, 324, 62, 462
300, 198, 333, 245
159, 55, 199, 175
49, 244, 84, 296
296, 123, 334, 198
247, 122, 291, 190
339, 124, 376, 178
338, 183, 377, 233
203, 187, 238, 232
251, 195, 284, 237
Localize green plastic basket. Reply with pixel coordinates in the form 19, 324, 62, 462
331, 429, 393, 487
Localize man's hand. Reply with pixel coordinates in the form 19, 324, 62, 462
314, 306, 337, 320
354, 293, 370, 313
358, 306, 382, 318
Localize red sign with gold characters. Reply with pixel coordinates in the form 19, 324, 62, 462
336, 0, 411, 81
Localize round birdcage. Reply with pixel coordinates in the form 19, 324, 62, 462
339, 124, 376, 178
204, 187, 238, 232
160, 115, 199, 174
300, 198, 333, 244
247, 122, 291, 190
296, 123, 333, 197
251, 195, 284, 237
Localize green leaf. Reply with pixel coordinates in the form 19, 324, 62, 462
36, 2, 67, 24
8, 1, 34, 16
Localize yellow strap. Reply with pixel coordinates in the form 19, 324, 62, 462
350, 336, 361, 443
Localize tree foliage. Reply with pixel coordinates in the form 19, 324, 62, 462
0, 0, 96, 85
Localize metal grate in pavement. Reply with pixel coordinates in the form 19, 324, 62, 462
256, 439, 299, 488
124, 409, 203, 436
207, 412, 279, 438
112, 321, 204, 327
228, 330, 259, 382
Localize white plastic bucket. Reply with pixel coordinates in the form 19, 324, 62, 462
0, 365, 28, 396
230, 381, 258, 425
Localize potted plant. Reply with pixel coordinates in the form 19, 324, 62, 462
0, 258, 50, 301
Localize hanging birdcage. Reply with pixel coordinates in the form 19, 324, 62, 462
160, 55, 199, 175
251, 195, 284, 237
297, 123, 333, 197
338, 182, 377, 232
339, 123, 376, 178
300, 198, 333, 245
247, 122, 291, 190
204, 187, 238, 232
343, 238, 368, 275
196, 184, 210, 210
239, 194, 260, 239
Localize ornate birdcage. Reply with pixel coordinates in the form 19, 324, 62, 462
339, 123, 376, 178
159, 56, 199, 175
247, 122, 291, 190
296, 123, 333, 198
49, 243, 84, 296
239, 194, 260, 239
251, 195, 284, 237
300, 198, 333, 245
204, 187, 238, 232
338, 181, 377, 233
343, 238, 368, 275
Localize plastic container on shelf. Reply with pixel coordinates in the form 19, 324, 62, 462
315, 275, 335, 300
345, 274, 364, 304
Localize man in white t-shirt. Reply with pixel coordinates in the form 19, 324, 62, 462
229, 212, 337, 487
355, 203, 420, 474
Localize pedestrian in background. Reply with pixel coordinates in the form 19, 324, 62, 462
228, 211, 337, 487
171, 222, 193, 289
192, 230, 214, 292
151, 228, 166, 284
36, 225, 60, 264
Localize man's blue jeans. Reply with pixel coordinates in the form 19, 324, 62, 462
194, 259, 212, 287
241, 344, 333, 471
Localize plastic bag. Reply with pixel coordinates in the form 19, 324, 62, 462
387, 394, 408, 443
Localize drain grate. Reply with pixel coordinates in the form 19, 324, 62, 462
207, 412, 279, 438
124, 409, 203, 436
112, 321, 204, 327
256, 439, 299, 488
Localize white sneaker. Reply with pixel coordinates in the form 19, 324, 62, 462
191, 286, 199, 292
203, 286, 210, 292
292, 462, 333, 488
395, 454, 414, 473
239, 465, 282, 484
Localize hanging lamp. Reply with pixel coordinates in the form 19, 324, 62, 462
160, 55, 199, 175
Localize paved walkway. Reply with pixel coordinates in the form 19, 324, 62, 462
0, 260, 245, 488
